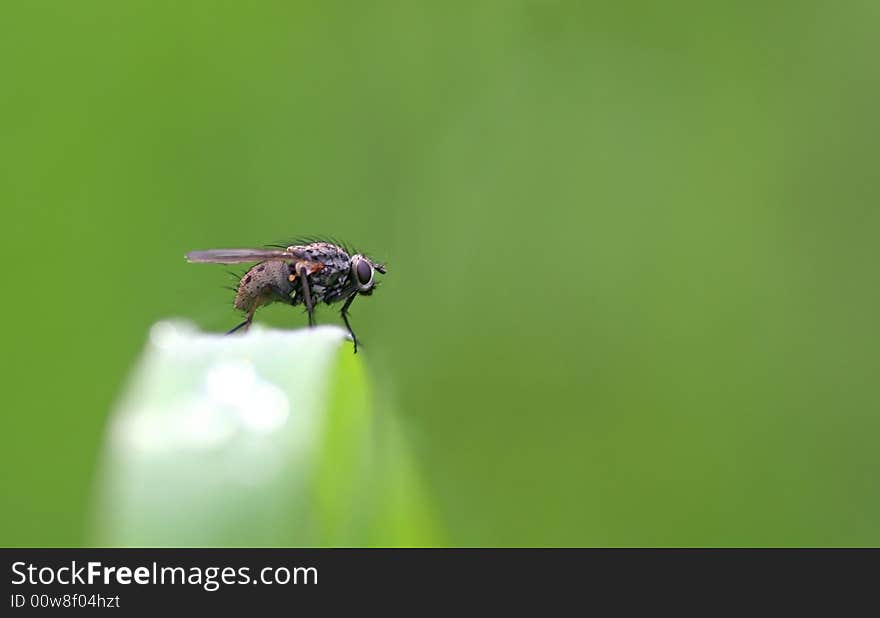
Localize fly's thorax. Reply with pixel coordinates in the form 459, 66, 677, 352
291, 242, 351, 265
234, 261, 294, 313
283, 243, 354, 305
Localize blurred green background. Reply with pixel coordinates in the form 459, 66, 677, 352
2, 1, 879, 546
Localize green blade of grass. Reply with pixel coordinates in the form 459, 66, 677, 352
92, 321, 441, 546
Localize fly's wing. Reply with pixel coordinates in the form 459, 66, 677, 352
185, 248, 296, 264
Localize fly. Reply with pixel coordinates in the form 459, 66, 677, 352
186, 240, 386, 353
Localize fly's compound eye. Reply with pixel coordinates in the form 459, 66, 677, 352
353, 256, 374, 291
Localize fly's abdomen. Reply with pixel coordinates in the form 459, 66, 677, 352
234, 261, 294, 314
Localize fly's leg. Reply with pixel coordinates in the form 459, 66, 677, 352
298, 265, 316, 327
340, 292, 358, 353
227, 308, 255, 334
227, 319, 250, 334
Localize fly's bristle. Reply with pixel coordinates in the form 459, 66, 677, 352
269, 236, 354, 256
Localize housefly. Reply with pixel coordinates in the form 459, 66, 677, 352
186, 240, 386, 353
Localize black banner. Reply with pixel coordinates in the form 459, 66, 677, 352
1, 549, 876, 612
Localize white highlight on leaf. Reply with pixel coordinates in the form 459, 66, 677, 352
204, 360, 290, 434
237, 383, 290, 433
204, 360, 257, 408
178, 396, 237, 449
148, 320, 190, 350
117, 358, 290, 456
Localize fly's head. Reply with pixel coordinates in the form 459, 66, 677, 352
350, 254, 386, 296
